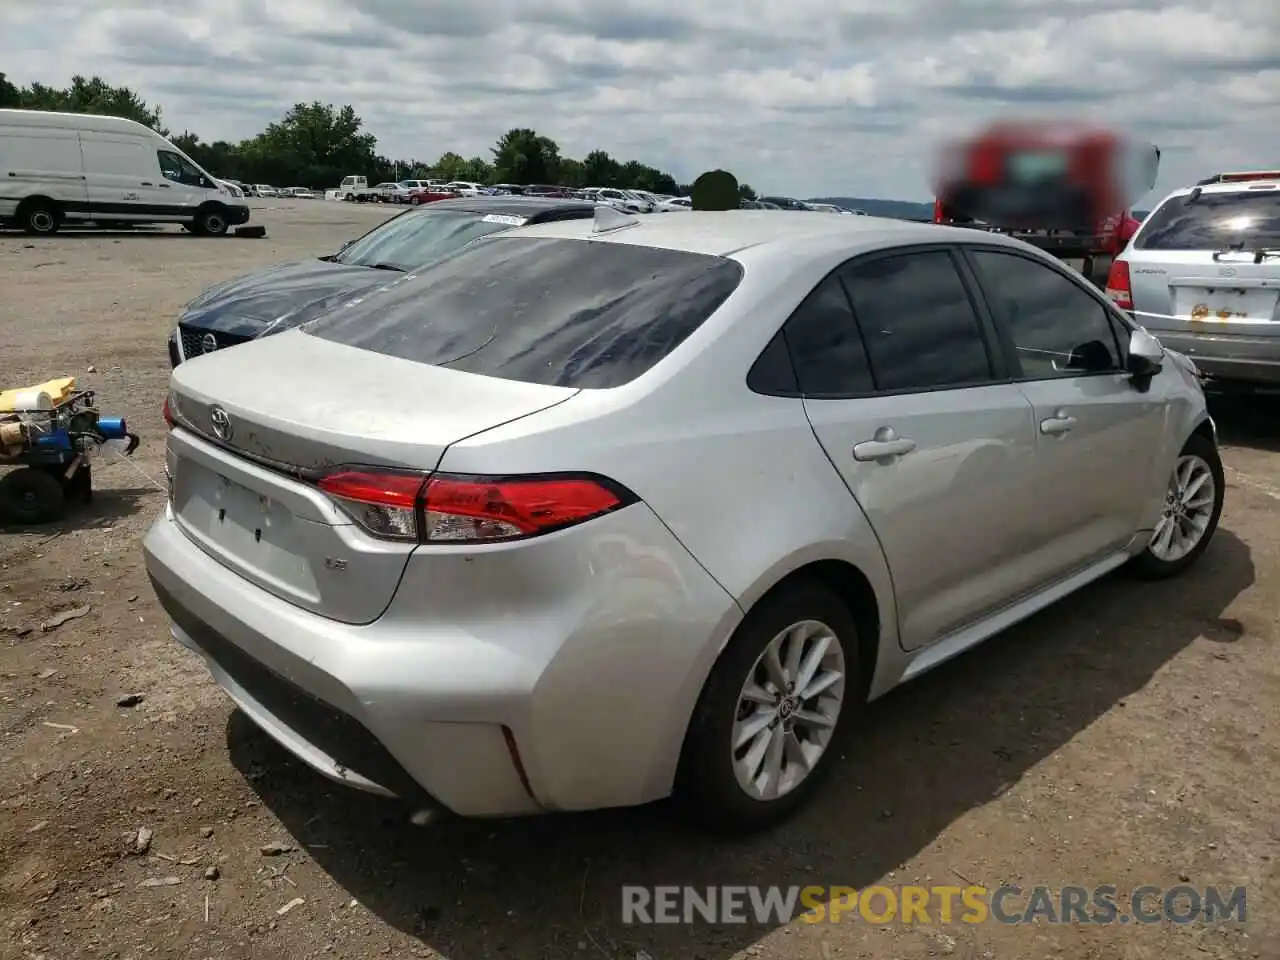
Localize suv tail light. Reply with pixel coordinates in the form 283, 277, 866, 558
1105, 259, 1134, 311
163, 395, 175, 428
316, 469, 636, 544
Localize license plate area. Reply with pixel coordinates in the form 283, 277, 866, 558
1175, 285, 1279, 323
173, 457, 319, 599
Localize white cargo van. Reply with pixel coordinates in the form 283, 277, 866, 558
0, 109, 251, 235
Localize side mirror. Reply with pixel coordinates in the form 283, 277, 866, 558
1127, 327, 1164, 379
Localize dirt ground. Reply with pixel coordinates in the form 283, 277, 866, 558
1, 200, 1277, 960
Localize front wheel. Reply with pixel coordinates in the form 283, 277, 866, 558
192, 206, 229, 236
676, 581, 858, 835
1129, 432, 1224, 579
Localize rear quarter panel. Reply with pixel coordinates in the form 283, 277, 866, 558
435, 245, 904, 695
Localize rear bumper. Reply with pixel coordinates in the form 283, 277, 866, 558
1149, 329, 1280, 385
143, 501, 740, 817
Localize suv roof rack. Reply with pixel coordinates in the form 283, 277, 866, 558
1196, 170, 1280, 185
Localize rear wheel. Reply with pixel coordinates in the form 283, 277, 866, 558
0, 467, 66, 524
676, 581, 858, 835
20, 200, 61, 236
1129, 432, 1224, 579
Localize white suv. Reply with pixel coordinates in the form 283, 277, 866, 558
1107, 174, 1280, 388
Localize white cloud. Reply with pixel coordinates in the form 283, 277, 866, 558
2, 0, 1277, 201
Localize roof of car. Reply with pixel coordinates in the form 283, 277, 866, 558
506, 209, 971, 258
422, 196, 595, 221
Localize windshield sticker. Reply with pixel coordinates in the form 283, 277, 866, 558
482, 214, 527, 226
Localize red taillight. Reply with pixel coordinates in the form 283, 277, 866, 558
315, 469, 632, 544
317, 469, 427, 541
423, 474, 626, 541
1105, 259, 1134, 311
163, 396, 175, 428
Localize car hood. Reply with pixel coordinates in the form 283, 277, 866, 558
179, 259, 400, 338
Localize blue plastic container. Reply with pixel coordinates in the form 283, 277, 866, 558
96, 417, 129, 440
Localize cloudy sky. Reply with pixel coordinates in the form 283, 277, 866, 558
3, 0, 1277, 201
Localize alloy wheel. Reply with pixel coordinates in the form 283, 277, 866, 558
731, 619, 845, 801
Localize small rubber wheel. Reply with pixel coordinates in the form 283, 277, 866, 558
0, 467, 67, 524
192, 207, 229, 236
1128, 432, 1224, 579
676, 580, 859, 835
21, 201, 60, 236
410, 196, 421, 205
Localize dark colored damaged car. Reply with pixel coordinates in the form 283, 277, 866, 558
167, 196, 595, 367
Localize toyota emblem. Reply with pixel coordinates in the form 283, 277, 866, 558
209, 406, 232, 441
201, 332, 219, 354
1218, 266, 1237, 277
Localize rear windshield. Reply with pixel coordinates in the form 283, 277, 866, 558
1135, 191, 1280, 251
305, 237, 744, 388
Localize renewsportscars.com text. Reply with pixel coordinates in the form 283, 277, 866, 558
621, 884, 1247, 926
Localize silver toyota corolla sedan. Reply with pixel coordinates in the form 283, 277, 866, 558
144, 209, 1224, 835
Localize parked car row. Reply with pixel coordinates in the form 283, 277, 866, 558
152, 190, 1224, 837
346, 180, 872, 216
218, 182, 315, 199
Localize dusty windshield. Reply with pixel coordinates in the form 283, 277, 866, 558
335, 210, 523, 271
1135, 192, 1280, 251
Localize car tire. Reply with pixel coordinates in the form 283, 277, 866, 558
1128, 432, 1224, 579
19, 199, 61, 236
191, 206, 229, 237
0, 467, 67, 524
676, 579, 859, 836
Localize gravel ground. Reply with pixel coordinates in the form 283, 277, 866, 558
0, 200, 1277, 960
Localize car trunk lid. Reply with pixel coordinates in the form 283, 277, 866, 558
165, 331, 578, 623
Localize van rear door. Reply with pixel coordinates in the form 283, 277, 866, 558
0, 124, 87, 219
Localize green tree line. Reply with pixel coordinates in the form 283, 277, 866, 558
0, 72, 757, 198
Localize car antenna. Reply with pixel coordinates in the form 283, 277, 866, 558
592, 205, 640, 234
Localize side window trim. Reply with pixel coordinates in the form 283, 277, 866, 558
959, 244, 1127, 382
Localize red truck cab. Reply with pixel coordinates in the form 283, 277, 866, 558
932, 121, 1159, 257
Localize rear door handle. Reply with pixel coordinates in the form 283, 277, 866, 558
156, 182, 171, 188
853, 437, 917, 462
140, 181, 153, 186
1040, 412, 1078, 435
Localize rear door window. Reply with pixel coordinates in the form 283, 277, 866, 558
1135, 191, 1280, 251
305, 237, 744, 388
838, 250, 996, 392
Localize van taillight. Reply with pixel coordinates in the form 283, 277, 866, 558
163, 396, 175, 428
1105, 259, 1134, 311
316, 469, 636, 544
